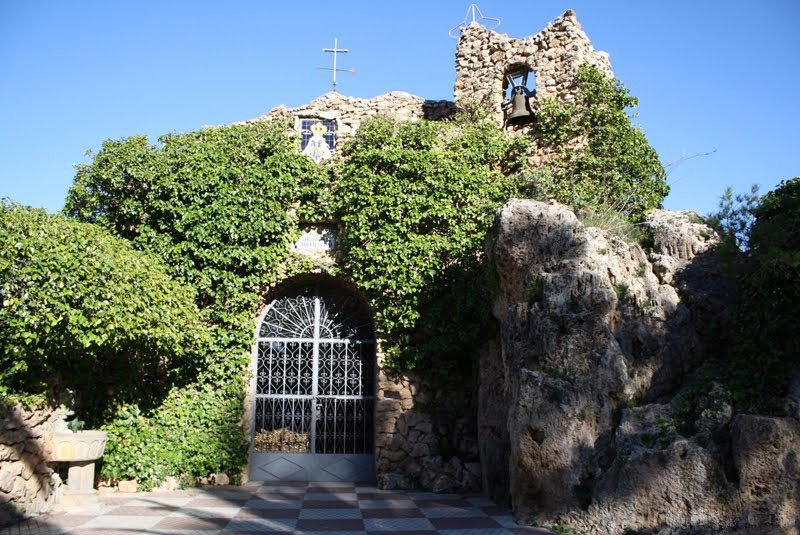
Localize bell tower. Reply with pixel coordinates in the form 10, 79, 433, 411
453, 10, 613, 128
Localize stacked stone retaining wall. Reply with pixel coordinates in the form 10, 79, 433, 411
0, 405, 64, 527
374, 354, 481, 492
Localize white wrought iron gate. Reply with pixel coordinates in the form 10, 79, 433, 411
249, 283, 375, 482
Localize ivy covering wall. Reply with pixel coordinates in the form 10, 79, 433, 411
328, 117, 528, 369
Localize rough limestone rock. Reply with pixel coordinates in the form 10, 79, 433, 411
645, 209, 731, 367
646, 209, 719, 265
484, 199, 739, 533
732, 415, 800, 533
562, 395, 740, 534
208, 473, 230, 486
116, 479, 138, 493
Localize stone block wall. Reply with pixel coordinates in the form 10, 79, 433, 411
454, 9, 613, 127
245, 91, 456, 151
0, 405, 65, 527
374, 352, 481, 493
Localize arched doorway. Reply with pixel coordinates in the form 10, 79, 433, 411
249, 280, 376, 482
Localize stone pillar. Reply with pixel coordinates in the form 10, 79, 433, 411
66, 461, 96, 493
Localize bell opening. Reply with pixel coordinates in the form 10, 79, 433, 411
502, 66, 536, 125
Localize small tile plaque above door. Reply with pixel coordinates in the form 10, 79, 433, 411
294, 225, 338, 261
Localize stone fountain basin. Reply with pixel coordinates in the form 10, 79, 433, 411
49, 431, 108, 462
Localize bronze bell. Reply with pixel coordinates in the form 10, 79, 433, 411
508, 86, 533, 122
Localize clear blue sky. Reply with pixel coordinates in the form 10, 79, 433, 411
1, 0, 798, 215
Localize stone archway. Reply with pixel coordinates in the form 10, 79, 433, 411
248, 279, 376, 482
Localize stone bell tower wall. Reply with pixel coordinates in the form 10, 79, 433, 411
454, 9, 613, 126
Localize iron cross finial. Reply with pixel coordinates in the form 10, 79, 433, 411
449, 4, 501, 38
317, 37, 356, 93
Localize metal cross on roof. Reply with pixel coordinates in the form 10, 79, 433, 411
317, 37, 356, 93
449, 4, 501, 38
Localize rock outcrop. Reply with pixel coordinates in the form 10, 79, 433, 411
732, 415, 800, 533
483, 199, 799, 533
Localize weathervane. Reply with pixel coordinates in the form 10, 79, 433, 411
317, 37, 356, 92
449, 4, 500, 38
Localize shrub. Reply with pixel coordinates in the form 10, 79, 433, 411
100, 382, 247, 490
613, 283, 630, 302
533, 65, 668, 222
0, 202, 210, 422
65, 121, 327, 331
750, 178, 800, 254
63, 120, 324, 486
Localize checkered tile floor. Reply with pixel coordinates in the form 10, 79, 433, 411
2, 481, 551, 534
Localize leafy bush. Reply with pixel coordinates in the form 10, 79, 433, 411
331, 116, 528, 369
532, 64, 668, 222
100, 382, 247, 490
750, 178, 800, 254
65, 121, 327, 331
0, 202, 210, 422
710, 177, 800, 413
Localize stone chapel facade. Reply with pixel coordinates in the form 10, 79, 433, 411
241, 10, 613, 491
